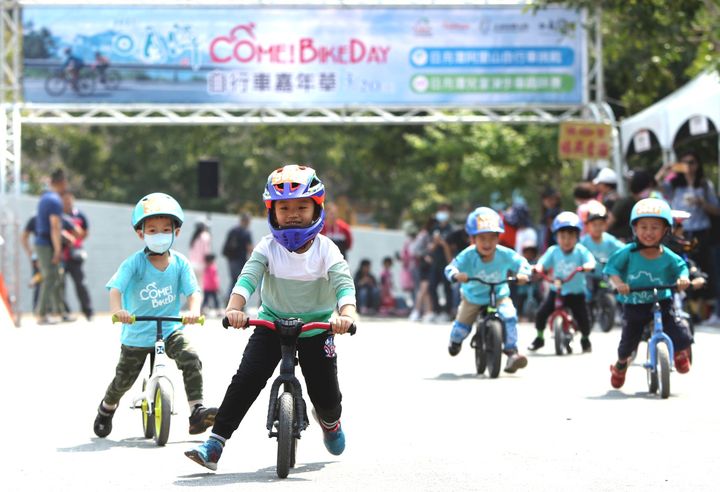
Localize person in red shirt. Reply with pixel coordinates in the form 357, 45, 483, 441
321, 202, 353, 259
201, 253, 221, 316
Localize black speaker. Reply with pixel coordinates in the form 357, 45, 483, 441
197, 158, 219, 198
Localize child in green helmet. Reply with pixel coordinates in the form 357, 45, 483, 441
93, 193, 217, 438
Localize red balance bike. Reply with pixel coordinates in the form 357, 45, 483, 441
536, 267, 585, 356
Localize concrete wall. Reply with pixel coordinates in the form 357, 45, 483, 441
4, 195, 405, 315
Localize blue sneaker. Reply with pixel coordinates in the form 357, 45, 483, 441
312, 408, 345, 456
184, 437, 223, 471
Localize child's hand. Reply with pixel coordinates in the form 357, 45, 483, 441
691, 277, 706, 289
583, 263, 596, 272
516, 274, 529, 285
615, 282, 630, 295
225, 309, 248, 329
181, 311, 201, 324
113, 310, 133, 324
454, 273, 469, 283
677, 277, 691, 291
330, 315, 355, 334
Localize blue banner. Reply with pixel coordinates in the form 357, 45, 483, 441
22, 6, 586, 106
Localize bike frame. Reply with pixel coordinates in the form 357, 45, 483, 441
537, 267, 584, 335
628, 286, 677, 372
465, 276, 516, 342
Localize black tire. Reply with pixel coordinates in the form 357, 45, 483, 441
485, 319, 503, 378
141, 379, 154, 438
657, 342, 671, 399
153, 379, 172, 446
598, 293, 616, 332
473, 324, 486, 375
646, 343, 658, 394
276, 392, 294, 479
552, 316, 565, 356
44, 72, 67, 96
104, 70, 121, 90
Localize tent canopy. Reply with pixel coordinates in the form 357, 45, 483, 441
620, 71, 720, 157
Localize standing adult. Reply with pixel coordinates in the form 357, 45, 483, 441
61, 191, 94, 320
222, 211, 254, 299
34, 169, 68, 324
20, 216, 41, 309
593, 167, 620, 210
321, 202, 353, 259
607, 169, 656, 243
427, 204, 455, 322
655, 151, 720, 320
539, 187, 562, 253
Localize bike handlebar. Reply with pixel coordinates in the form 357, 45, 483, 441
111, 314, 206, 325
626, 284, 684, 293
221, 317, 357, 335
464, 276, 518, 286
535, 266, 585, 284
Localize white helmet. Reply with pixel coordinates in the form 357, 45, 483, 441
593, 167, 618, 185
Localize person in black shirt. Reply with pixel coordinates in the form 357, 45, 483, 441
222, 212, 253, 300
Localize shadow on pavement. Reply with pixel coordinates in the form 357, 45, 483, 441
585, 390, 666, 400
58, 437, 201, 452
174, 461, 334, 486
425, 373, 482, 381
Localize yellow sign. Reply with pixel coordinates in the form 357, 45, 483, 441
558, 122, 612, 160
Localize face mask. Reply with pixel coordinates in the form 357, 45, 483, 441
436, 211, 450, 223
144, 232, 174, 254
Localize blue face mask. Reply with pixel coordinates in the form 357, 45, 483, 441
144, 232, 174, 254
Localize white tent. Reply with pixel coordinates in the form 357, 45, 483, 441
620, 71, 720, 163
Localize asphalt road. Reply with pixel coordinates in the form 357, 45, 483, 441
2, 316, 720, 491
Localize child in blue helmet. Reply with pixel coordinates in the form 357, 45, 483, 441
529, 211, 596, 353
186, 165, 356, 471
94, 193, 217, 438
444, 207, 531, 373
579, 201, 624, 301
606, 198, 692, 389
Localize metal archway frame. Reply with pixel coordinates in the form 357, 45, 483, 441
1, 0, 617, 326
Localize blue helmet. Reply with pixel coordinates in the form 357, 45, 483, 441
551, 211, 582, 234
263, 165, 326, 252
630, 198, 672, 227
131, 193, 184, 230
465, 207, 504, 235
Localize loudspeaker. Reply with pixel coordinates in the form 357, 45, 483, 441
197, 158, 219, 198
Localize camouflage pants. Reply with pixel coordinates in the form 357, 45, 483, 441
103, 331, 204, 405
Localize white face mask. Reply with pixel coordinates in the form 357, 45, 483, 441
144, 232, 174, 254
436, 211, 450, 223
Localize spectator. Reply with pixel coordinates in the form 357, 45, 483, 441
593, 167, 620, 210
201, 253, 221, 316
222, 211, 254, 300
378, 256, 407, 316
321, 202, 353, 259
408, 218, 434, 322
428, 204, 455, 321
21, 216, 42, 309
34, 168, 68, 324
656, 151, 720, 323
354, 258, 380, 315
189, 219, 212, 302
539, 187, 561, 253
399, 221, 419, 303
607, 169, 656, 242
61, 191, 93, 320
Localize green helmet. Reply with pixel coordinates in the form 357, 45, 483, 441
131, 193, 184, 230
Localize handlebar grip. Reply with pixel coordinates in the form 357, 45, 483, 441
182, 315, 205, 326
111, 314, 135, 324
222, 316, 231, 329
348, 324, 357, 335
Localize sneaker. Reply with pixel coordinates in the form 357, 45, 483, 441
504, 352, 528, 374
581, 338, 592, 353
185, 437, 224, 471
421, 312, 436, 323
448, 342, 461, 356
189, 405, 218, 435
674, 348, 691, 374
528, 337, 544, 351
312, 408, 345, 456
435, 312, 451, 323
93, 402, 116, 438
702, 314, 720, 327
408, 310, 421, 322
610, 363, 627, 389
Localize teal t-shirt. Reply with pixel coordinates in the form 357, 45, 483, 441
106, 250, 199, 347
580, 232, 624, 278
603, 243, 688, 304
444, 245, 531, 305
538, 244, 594, 295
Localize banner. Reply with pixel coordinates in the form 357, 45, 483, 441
22, 6, 586, 106
558, 121, 612, 160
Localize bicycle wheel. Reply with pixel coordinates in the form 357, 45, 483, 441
646, 343, 658, 394
153, 379, 172, 446
598, 293, 616, 332
276, 392, 294, 479
104, 70, 121, 90
485, 319, 503, 378
141, 380, 154, 438
552, 316, 565, 356
657, 342, 671, 399
471, 323, 486, 375
76, 72, 95, 96
44, 73, 67, 96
